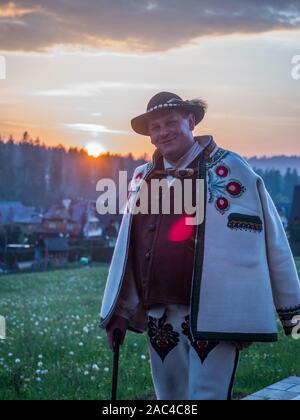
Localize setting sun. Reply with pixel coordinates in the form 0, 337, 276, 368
84, 142, 106, 157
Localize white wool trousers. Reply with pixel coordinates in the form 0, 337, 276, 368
146, 305, 239, 400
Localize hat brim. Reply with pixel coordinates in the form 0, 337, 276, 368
131, 103, 205, 136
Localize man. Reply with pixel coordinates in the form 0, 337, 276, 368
99, 92, 300, 400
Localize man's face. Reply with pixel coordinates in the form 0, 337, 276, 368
148, 109, 195, 161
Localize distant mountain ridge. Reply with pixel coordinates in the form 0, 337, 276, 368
246, 155, 300, 174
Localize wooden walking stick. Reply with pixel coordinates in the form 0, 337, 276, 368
111, 328, 122, 401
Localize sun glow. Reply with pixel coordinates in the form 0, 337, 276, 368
85, 142, 106, 157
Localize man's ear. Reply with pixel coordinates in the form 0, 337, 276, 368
188, 113, 195, 131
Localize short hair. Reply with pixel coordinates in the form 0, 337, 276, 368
177, 98, 207, 119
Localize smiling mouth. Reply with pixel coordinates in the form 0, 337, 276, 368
161, 137, 176, 145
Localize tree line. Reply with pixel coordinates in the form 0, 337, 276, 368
254, 167, 299, 215
0, 133, 299, 213
0, 133, 146, 210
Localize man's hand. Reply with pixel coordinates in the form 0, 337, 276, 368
231, 341, 253, 351
106, 315, 129, 351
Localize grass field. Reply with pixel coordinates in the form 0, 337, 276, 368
0, 259, 299, 400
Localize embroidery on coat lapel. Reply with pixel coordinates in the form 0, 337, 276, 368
206, 148, 229, 169
127, 164, 153, 211
227, 213, 263, 233
207, 152, 246, 215
147, 310, 180, 362
181, 315, 219, 364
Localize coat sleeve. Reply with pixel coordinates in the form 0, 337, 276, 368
258, 177, 300, 335
113, 253, 141, 321
109, 168, 142, 322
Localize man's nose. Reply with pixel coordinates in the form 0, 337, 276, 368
159, 126, 169, 138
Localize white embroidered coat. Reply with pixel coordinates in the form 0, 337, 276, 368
99, 136, 300, 342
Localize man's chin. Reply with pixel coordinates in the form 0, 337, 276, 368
159, 141, 177, 154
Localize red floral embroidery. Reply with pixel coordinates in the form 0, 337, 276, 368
226, 181, 243, 196
216, 196, 229, 212
208, 166, 246, 214
215, 165, 229, 178
135, 172, 143, 181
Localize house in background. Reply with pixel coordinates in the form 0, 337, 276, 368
0, 202, 23, 225
13, 208, 42, 235
35, 237, 69, 268
71, 199, 103, 238
0, 202, 42, 264
0, 198, 123, 270
0, 201, 41, 233
37, 198, 122, 239
36, 203, 81, 238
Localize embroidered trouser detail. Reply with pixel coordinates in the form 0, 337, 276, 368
181, 315, 219, 363
146, 305, 239, 400
147, 308, 180, 362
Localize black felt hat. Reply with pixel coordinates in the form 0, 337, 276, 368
131, 91, 206, 136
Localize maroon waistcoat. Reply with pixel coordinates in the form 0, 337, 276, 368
131, 150, 203, 309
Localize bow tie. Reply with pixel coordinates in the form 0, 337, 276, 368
153, 168, 197, 178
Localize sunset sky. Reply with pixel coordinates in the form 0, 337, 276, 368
0, 0, 299, 158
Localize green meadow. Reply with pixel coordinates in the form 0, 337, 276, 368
0, 259, 299, 400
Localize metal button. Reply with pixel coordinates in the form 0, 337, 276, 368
148, 224, 156, 232
145, 251, 151, 260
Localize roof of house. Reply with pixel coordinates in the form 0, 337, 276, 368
43, 205, 73, 221
42, 237, 69, 252
0, 201, 41, 225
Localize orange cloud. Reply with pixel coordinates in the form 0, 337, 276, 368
0, 1, 40, 17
